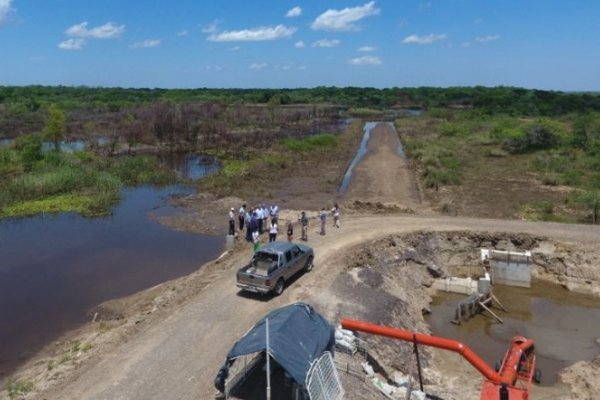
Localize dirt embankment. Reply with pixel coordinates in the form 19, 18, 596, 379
343, 122, 421, 209
4, 122, 600, 400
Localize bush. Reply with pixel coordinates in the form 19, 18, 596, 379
15, 133, 43, 170
503, 120, 565, 153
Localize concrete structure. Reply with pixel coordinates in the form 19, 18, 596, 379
481, 249, 532, 288
432, 277, 479, 295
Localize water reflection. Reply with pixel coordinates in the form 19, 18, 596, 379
159, 153, 220, 181
0, 186, 223, 377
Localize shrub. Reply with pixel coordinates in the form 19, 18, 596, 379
15, 133, 43, 171
503, 120, 565, 153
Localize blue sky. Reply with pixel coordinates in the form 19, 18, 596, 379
1, 1, 599, 90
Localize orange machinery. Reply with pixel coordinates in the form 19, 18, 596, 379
341, 319, 537, 400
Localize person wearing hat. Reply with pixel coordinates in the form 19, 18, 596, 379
228, 207, 235, 236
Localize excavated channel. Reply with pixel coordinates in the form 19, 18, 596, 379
427, 279, 600, 386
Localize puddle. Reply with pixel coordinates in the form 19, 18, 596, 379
427, 280, 600, 386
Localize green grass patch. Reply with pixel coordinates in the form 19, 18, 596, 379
222, 159, 248, 177
109, 155, 174, 185
281, 134, 338, 152
0, 191, 120, 218
6, 379, 35, 400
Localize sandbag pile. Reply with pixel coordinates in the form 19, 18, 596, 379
334, 326, 357, 354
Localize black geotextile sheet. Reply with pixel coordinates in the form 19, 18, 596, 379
224, 302, 335, 387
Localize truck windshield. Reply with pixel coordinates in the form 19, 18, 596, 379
251, 252, 279, 276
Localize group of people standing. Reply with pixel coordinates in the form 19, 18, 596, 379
228, 202, 341, 251
229, 203, 288, 251
297, 203, 340, 241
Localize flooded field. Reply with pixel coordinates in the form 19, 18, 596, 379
427, 279, 600, 386
0, 155, 223, 377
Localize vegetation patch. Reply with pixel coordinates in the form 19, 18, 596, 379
108, 155, 174, 185
0, 137, 178, 218
397, 110, 600, 223
281, 133, 338, 152
6, 379, 35, 400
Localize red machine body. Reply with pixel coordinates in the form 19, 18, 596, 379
341, 319, 537, 400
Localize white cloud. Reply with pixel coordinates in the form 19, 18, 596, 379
286, 6, 302, 18
202, 20, 220, 34
311, 1, 380, 31
419, 2, 432, 11
298, 65, 307, 70
65, 21, 125, 39
358, 46, 375, 52
402, 33, 447, 44
177, 30, 188, 37
294, 40, 306, 48
208, 25, 296, 42
205, 65, 224, 71
0, 0, 14, 24
130, 39, 161, 49
229, 46, 240, 51
461, 42, 472, 48
278, 63, 295, 70
312, 39, 340, 48
249, 62, 268, 70
348, 55, 381, 65
476, 35, 499, 43
58, 38, 85, 50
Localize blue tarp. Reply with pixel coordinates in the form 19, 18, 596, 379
215, 303, 335, 391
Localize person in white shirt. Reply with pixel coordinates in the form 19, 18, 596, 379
331, 203, 340, 228
257, 205, 264, 234
269, 220, 278, 242
238, 204, 246, 231
228, 208, 235, 236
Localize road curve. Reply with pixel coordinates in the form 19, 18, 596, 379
40, 213, 600, 400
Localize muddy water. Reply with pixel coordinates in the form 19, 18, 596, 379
0, 184, 222, 377
159, 153, 220, 181
427, 280, 600, 386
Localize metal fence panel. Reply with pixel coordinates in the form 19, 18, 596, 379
306, 351, 345, 400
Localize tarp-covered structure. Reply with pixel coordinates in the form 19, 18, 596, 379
215, 303, 335, 392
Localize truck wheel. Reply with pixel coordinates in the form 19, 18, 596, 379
274, 279, 285, 296
305, 256, 314, 272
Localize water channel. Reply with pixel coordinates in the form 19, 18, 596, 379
338, 121, 407, 193
427, 279, 600, 386
0, 153, 223, 377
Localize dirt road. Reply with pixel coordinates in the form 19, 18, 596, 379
343, 122, 421, 208
24, 122, 600, 399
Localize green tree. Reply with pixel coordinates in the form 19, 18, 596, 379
45, 104, 66, 152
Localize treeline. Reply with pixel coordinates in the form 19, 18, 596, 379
1, 85, 600, 116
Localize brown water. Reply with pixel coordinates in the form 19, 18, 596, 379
427, 280, 600, 386
0, 186, 223, 378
